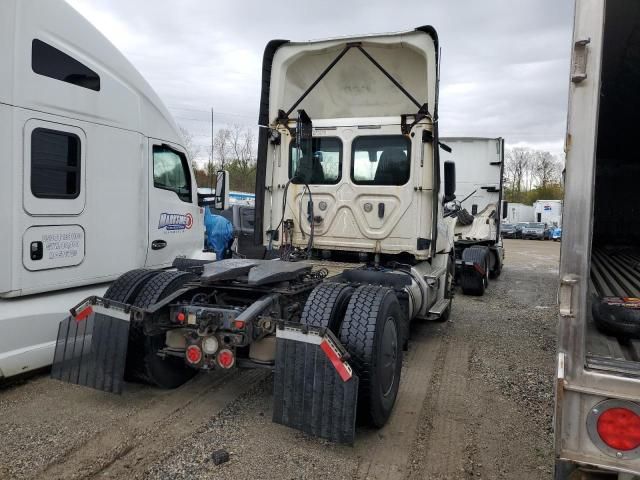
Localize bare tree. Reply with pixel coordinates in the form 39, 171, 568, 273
532, 150, 561, 188
505, 148, 532, 200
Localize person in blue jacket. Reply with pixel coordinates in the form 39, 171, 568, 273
204, 207, 234, 260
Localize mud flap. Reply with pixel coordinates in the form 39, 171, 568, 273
272, 324, 359, 444
51, 297, 131, 394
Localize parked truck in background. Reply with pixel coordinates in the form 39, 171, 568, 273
440, 137, 504, 296
0, 0, 213, 380
502, 201, 535, 224
555, 0, 640, 477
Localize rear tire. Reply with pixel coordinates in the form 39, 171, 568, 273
460, 246, 489, 296
300, 282, 354, 333
340, 286, 404, 428
126, 271, 198, 389
104, 269, 161, 303
489, 250, 502, 279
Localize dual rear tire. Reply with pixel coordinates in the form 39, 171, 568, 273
301, 282, 404, 428
104, 270, 197, 389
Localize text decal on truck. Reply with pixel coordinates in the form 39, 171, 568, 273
158, 213, 193, 231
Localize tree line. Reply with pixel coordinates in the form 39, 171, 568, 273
180, 124, 257, 194
504, 147, 564, 204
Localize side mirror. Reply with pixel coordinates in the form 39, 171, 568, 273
443, 161, 456, 203
502, 201, 509, 219
214, 170, 229, 210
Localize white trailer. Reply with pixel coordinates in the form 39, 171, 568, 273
440, 137, 505, 296
555, 1, 640, 477
502, 201, 535, 224
0, 0, 211, 379
534, 199, 563, 227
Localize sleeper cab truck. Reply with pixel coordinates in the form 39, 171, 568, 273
439, 137, 505, 296
51, 26, 456, 444
555, 0, 640, 477
0, 0, 209, 380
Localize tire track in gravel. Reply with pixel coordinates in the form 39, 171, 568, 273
37, 369, 267, 480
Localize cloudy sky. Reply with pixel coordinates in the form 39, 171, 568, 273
66, 0, 574, 162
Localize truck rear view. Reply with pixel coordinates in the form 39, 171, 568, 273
555, 1, 640, 477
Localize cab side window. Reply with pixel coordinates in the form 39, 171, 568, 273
153, 145, 192, 203
31, 128, 81, 199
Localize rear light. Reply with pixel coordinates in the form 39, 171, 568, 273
597, 408, 640, 451
217, 349, 235, 369
587, 399, 640, 458
176, 312, 186, 323
234, 320, 245, 330
202, 336, 219, 355
186, 345, 202, 365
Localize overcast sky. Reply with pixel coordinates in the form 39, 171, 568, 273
66, 0, 574, 161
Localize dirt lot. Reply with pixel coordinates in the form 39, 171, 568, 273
0, 239, 560, 480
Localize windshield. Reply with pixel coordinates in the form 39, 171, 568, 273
289, 137, 342, 185
529, 223, 545, 228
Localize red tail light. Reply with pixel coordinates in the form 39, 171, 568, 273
217, 349, 235, 369
176, 312, 186, 323
186, 345, 202, 365
597, 408, 640, 451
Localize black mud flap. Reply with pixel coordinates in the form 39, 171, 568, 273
272, 324, 359, 444
51, 297, 131, 394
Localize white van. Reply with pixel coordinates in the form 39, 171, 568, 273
0, 0, 209, 379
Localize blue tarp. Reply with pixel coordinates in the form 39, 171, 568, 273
204, 207, 234, 259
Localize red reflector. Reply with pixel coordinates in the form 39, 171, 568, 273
176, 312, 186, 323
217, 349, 235, 369
597, 408, 640, 451
320, 339, 352, 382
186, 345, 202, 365
234, 320, 245, 330
74, 306, 93, 322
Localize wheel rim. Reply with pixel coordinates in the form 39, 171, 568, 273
380, 316, 398, 397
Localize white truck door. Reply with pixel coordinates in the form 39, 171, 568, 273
146, 139, 201, 268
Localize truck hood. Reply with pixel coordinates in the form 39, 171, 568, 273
266, 27, 438, 122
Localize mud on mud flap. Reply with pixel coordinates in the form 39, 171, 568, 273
272, 323, 359, 444
51, 297, 131, 394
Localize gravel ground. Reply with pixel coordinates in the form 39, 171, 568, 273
0, 239, 560, 480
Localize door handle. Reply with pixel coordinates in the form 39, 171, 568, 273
151, 240, 167, 250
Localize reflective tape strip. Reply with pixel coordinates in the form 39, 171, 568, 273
276, 327, 323, 345
90, 304, 130, 322
320, 339, 352, 382
74, 306, 93, 322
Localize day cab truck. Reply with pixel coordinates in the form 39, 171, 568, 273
440, 137, 505, 296
52, 25, 458, 443
555, 0, 640, 477
0, 0, 212, 380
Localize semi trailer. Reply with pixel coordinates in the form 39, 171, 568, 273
440, 137, 505, 296
555, 0, 640, 477
0, 0, 213, 379
52, 27, 457, 443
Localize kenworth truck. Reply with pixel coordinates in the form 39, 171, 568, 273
0, 0, 213, 379
53, 26, 457, 443
555, 0, 640, 477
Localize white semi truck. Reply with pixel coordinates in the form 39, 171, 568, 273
440, 137, 505, 296
52, 25, 458, 443
0, 0, 212, 379
555, 0, 640, 477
